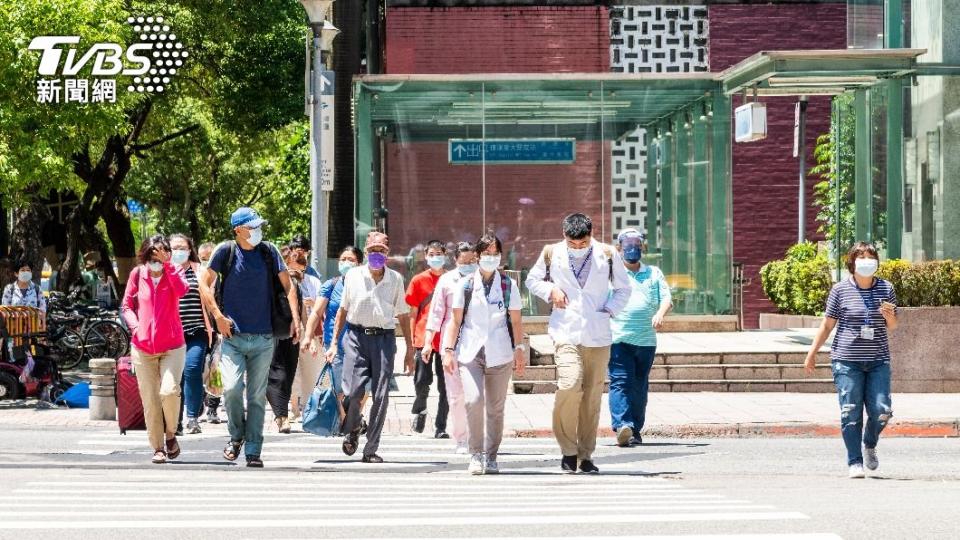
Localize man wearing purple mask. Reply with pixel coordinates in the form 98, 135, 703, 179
326, 231, 413, 463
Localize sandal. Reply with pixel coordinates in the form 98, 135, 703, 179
246, 455, 264, 468
223, 440, 243, 462
342, 431, 358, 456
165, 437, 181, 460
152, 450, 167, 464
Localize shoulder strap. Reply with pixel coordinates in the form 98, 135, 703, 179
215, 241, 236, 313
455, 276, 474, 346
603, 246, 613, 283
499, 271, 515, 348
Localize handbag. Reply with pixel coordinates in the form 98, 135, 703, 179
301, 363, 340, 437
203, 336, 224, 397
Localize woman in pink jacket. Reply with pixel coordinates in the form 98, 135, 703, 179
121, 235, 190, 464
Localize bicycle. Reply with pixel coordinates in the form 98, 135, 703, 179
46, 305, 129, 370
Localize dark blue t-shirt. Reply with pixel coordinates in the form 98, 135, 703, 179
825, 277, 897, 362
209, 242, 285, 335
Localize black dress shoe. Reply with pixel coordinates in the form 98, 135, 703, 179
579, 460, 600, 474
411, 413, 426, 433
561, 455, 578, 474
630, 434, 643, 446
434, 429, 450, 439
342, 430, 359, 456
361, 454, 384, 463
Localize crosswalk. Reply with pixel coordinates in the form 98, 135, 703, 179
0, 427, 845, 539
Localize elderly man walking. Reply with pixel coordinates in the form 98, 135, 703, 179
526, 213, 631, 474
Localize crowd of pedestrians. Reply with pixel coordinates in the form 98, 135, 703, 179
67, 205, 896, 478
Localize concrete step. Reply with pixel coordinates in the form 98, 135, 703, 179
512, 379, 836, 394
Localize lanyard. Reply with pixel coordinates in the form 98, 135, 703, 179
854, 279, 878, 326
568, 246, 594, 282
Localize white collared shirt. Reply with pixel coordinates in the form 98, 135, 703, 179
453, 271, 522, 367
340, 264, 409, 329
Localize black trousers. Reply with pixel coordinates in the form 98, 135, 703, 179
266, 337, 299, 418
411, 349, 448, 431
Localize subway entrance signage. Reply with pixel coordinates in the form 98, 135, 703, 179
448, 138, 576, 165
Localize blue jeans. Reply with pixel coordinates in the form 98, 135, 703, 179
220, 334, 276, 458
181, 333, 209, 419
608, 342, 657, 433
832, 360, 893, 466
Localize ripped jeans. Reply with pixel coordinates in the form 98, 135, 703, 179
832, 360, 893, 466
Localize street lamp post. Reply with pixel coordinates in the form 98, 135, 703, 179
301, 0, 339, 274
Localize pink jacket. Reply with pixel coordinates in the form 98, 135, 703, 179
122, 262, 190, 355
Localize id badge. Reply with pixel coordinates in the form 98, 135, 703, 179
860, 326, 875, 341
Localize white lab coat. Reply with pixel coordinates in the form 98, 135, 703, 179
453, 271, 522, 368
525, 239, 631, 347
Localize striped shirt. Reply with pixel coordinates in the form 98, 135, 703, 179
825, 277, 897, 362
178, 267, 205, 335
611, 264, 671, 347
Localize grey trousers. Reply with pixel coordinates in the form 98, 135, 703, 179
341, 326, 395, 457
460, 348, 513, 460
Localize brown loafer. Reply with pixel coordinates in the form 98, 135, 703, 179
165, 436, 181, 460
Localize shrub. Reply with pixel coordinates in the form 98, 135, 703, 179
760, 242, 833, 316
877, 259, 960, 307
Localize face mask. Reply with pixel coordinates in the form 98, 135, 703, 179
367, 252, 387, 270
568, 246, 590, 258
171, 249, 189, 265
479, 255, 501, 273
426, 255, 445, 270
854, 258, 878, 278
621, 241, 642, 264
148, 261, 164, 273
247, 227, 263, 247
200, 260, 210, 269
18, 271, 32, 283
457, 263, 478, 276
339, 261, 357, 275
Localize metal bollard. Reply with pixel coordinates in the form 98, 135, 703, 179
88, 358, 117, 421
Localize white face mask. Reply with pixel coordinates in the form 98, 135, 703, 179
18, 271, 32, 283
148, 261, 164, 273
854, 258, 878, 278
247, 227, 263, 247
479, 255, 501, 273
171, 249, 190, 265
426, 255, 445, 270
568, 246, 590, 258
457, 263, 478, 276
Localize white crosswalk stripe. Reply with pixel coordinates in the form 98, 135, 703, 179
1, 430, 843, 538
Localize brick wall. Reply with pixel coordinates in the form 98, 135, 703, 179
385, 6, 610, 73
710, 3, 848, 328
384, 141, 610, 270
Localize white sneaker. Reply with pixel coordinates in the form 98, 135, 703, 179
848, 463, 866, 478
468, 453, 485, 475
484, 457, 499, 474
455, 443, 469, 455
864, 447, 879, 471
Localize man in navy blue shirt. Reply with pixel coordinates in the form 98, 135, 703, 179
199, 207, 300, 468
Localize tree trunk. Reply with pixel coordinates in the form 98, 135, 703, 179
9, 198, 51, 285
0, 198, 9, 258
101, 190, 137, 286
330, 0, 364, 257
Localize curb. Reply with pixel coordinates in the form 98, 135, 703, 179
511, 420, 960, 439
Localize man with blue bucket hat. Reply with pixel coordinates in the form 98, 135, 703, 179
199, 207, 301, 467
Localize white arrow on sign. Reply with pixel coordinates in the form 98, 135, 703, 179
453, 144, 467, 158
319, 73, 332, 92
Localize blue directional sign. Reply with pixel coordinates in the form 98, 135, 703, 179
127, 199, 144, 214
449, 138, 576, 165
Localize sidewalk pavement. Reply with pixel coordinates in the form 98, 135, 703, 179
3, 390, 958, 438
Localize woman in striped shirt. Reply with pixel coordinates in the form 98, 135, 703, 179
170, 234, 214, 435
805, 242, 898, 479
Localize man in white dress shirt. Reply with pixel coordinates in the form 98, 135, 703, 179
525, 213, 631, 474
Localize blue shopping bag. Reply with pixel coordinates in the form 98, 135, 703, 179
301, 363, 340, 437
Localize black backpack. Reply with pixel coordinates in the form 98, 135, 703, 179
214, 241, 293, 339
456, 271, 515, 348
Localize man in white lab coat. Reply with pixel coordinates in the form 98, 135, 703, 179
526, 213, 631, 474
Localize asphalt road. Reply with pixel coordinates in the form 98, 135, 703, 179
0, 422, 957, 539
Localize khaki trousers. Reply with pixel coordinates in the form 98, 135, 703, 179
552, 343, 610, 460
460, 349, 514, 460
131, 345, 186, 451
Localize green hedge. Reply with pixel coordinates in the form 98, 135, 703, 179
759, 242, 833, 316
761, 244, 960, 313
877, 259, 960, 307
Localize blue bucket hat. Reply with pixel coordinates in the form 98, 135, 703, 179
230, 207, 266, 229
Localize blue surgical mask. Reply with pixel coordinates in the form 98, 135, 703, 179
247, 227, 263, 247
457, 263, 478, 276
171, 249, 189, 265
338, 261, 357, 275
426, 255, 445, 270
479, 255, 501, 273
148, 261, 163, 273
18, 271, 32, 283
569, 246, 590, 258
